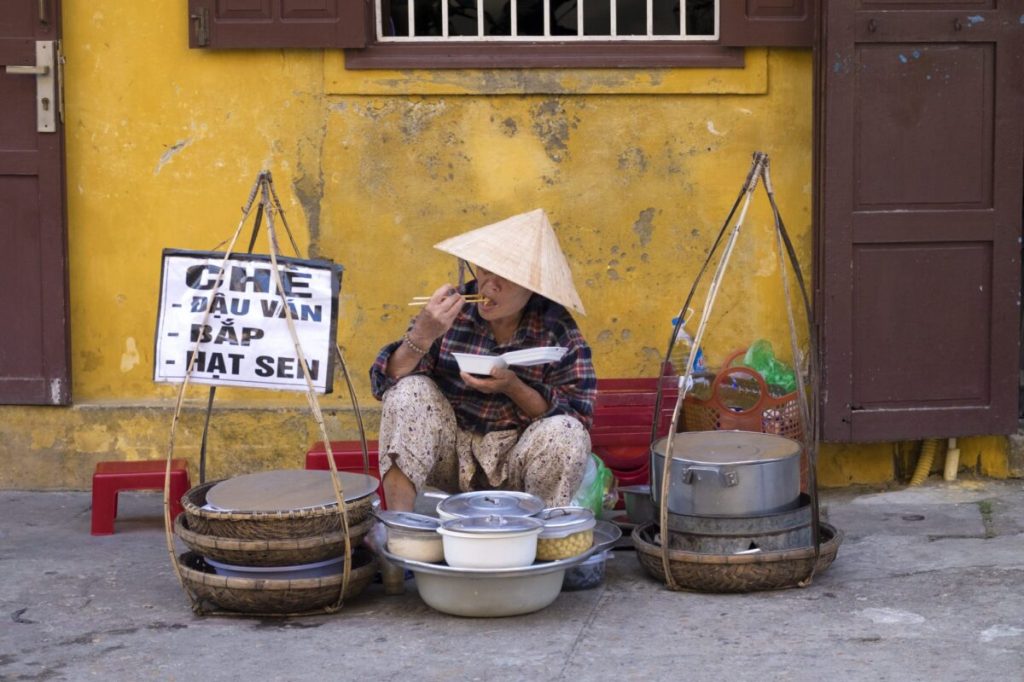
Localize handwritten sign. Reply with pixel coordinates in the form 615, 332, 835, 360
153, 249, 342, 393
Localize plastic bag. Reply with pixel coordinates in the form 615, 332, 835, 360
570, 453, 615, 516
742, 339, 797, 395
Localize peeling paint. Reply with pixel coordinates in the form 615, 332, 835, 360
633, 208, 656, 247
966, 14, 984, 25
120, 337, 140, 373
530, 99, 576, 163
706, 120, 724, 136
154, 137, 193, 174
617, 147, 648, 174
49, 379, 64, 405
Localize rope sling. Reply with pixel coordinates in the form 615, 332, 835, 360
652, 152, 820, 590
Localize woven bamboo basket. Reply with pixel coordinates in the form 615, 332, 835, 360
182, 481, 375, 540
632, 522, 842, 593
174, 513, 373, 567
177, 548, 377, 615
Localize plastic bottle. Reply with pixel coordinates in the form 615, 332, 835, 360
670, 312, 705, 376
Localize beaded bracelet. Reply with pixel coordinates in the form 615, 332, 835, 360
403, 332, 429, 355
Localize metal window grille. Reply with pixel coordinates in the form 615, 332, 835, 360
376, 0, 719, 42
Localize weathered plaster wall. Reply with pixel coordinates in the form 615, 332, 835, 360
0, 1, 1011, 489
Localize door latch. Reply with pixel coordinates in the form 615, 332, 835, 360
4, 40, 56, 133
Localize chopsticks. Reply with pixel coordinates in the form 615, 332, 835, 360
408, 295, 489, 307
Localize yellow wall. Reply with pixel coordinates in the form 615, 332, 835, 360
0, 1, 1011, 488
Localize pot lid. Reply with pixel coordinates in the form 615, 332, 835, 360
537, 506, 596, 536
440, 514, 544, 535
206, 470, 378, 512
437, 490, 545, 518
653, 431, 801, 465
375, 511, 441, 532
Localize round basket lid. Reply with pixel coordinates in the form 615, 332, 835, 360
376, 511, 441, 532
206, 470, 378, 512
537, 506, 596, 537
440, 514, 544, 535
653, 431, 801, 465
437, 490, 545, 519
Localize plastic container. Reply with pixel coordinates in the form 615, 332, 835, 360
377, 511, 444, 563
536, 507, 596, 561
562, 551, 609, 591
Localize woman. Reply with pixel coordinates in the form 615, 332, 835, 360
369, 209, 597, 511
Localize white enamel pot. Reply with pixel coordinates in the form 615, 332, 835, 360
437, 515, 544, 569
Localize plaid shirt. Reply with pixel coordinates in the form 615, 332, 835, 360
370, 282, 596, 435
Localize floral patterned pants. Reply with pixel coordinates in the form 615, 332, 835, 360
378, 375, 591, 507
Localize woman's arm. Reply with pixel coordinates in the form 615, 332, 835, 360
385, 284, 466, 379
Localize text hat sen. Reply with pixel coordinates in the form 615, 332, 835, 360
434, 209, 586, 315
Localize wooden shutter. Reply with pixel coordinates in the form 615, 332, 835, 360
188, 0, 370, 49
719, 0, 816, 47
817, 3, 1024, 441
0, 1, 71, 405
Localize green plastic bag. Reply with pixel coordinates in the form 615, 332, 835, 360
570, 453, 615, 516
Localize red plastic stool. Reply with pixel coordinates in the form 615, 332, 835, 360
91, 459, 191, 535
305, 441, 385, 508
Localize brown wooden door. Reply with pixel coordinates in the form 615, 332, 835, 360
818, 2, 1024, 441
0, 0, 70, 404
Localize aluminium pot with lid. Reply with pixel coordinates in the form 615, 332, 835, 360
436, 490, 545, 522
650, 430, 801, 517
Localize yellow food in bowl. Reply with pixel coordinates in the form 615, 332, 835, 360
536, 529, 594, 561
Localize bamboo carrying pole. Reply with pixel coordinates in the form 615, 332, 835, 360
652, 152, 819, 590
162, 171, 371, 616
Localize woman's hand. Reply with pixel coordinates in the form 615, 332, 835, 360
460, 367, 519, 395
461, 368, 550, 419
410, 283, 465, 347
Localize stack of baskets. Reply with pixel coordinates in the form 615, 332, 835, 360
173, 478, 378, 615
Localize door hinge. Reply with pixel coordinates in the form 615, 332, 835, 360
191, 7, 210, 47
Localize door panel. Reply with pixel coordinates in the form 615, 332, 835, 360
818, 1, 1023, 441
0, 0, 70, 405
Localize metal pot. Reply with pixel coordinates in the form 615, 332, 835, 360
650, 431, 801, 517
437, 515, 544, 569
618, 485, 655, 525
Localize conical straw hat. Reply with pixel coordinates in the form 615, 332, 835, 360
434, 209, 586, 315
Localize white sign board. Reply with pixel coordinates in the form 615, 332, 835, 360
153, 250, 341, 393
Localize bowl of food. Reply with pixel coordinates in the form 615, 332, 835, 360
437, 515, 544, 569
536, 507, 596, 561
375, 510, 444, 563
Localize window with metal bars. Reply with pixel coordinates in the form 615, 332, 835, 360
186, 0, 816, 68
379, 0, 718, 42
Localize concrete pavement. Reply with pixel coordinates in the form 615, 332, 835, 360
1, 479, 1022, 681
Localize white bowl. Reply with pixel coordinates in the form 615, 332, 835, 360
451, 353, 504, 376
